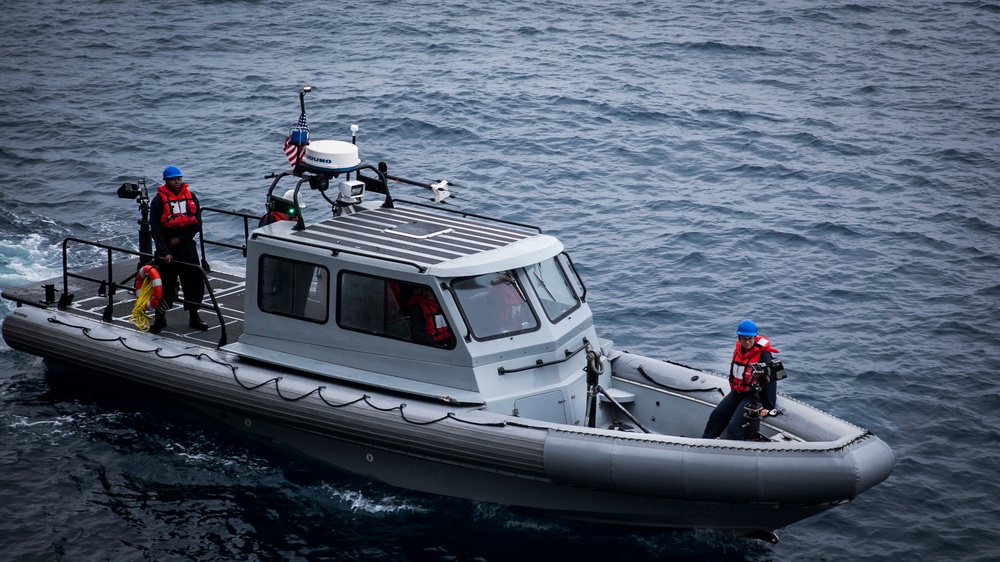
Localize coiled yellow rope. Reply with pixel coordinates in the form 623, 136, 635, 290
130, 277, 155, 331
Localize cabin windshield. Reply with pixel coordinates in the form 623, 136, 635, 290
452, 271, 538, 340
524, 256, 581, 322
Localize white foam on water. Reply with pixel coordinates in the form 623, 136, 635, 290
322, 484, 430, 515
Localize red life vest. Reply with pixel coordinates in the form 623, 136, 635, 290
408, 293, 453, 344
728, 335, 779, 393
493, 280, 526, 331
157, 184, 199, 229
259, 210, 291, 227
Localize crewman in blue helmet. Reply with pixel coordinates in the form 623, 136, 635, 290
149, 165, 208, 333
702, 319, 781, 440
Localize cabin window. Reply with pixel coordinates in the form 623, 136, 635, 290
524, 256, 581, 323
257, 255, 328, 322
337, 272, 455, 348
452, 271, 538, 340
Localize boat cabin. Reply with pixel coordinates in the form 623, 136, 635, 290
225, 189, 603, 425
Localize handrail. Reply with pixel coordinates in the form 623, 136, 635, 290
200, 207, 261, 258
392, 198, 543, 233
250, 231, 430, 273
497, 337, 591, 376
59, 237, 229, 348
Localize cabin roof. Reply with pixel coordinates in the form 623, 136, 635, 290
264, 203, 564, 277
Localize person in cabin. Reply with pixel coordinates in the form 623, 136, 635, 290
259, 189, 306, 227
701, 319, 780, 440
149, 165, 207, 333
406, 286, 454, 346
489, 272, 529, 332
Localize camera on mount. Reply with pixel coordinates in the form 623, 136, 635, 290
750, 360, 787, 384
307, 174, 330, 192
117, 180, 146, 200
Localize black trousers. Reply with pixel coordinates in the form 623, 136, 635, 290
159, 241, 204, 313
702, 390, 753, 440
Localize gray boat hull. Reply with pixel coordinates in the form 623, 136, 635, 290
2, 305, 893, 532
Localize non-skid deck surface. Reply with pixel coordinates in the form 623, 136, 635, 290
3, 258, 245, 347
295, 205, 539, 268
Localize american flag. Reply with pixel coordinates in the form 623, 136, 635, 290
283, 113, 309, 167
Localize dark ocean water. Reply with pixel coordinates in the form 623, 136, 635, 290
2, 0, 999, 560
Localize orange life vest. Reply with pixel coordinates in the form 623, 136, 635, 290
493, 280, 525, 331
729, 335, 779, 393
408, 294, 452, 344
157, 183, 199, 229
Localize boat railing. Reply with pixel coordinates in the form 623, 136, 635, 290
392, 198, 543, 234
250, 231, 434, 273
58, 237, 230, 348
497, 337, 592, 375
245, 197, 544, 273
200, 206, 262, 259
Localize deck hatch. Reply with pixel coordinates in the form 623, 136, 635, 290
387, 221, 454, 239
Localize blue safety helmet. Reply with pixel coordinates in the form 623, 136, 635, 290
163, 165, 183, 179
736, 319, 758, 336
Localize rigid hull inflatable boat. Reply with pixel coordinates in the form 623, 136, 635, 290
2, 102, 893, 538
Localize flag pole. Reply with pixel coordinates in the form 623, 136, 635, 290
294, 86, 311, 169
299, 85, 311, 115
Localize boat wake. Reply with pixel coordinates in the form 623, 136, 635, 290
323, 485, 431, 516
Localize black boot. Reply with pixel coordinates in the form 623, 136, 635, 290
189, 311, 208, 330
150, 311, 166, 334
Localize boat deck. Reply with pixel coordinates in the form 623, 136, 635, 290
3, 257, 246, 348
